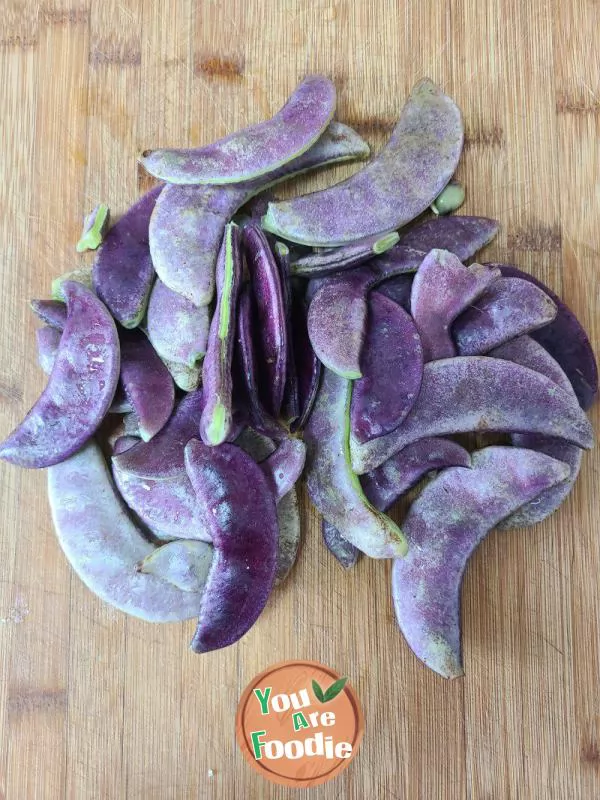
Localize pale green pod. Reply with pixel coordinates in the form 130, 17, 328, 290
76, 203, 110, 252
430, 181, 465, 215
138, 540, 213, 593
51, 266, 94, 300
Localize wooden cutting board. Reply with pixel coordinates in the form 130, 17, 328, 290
0, 1, 598, 797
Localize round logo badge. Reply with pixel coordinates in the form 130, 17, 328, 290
236, 659, 364, 788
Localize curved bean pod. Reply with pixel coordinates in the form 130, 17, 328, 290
263, 79, 464, 246
49, 442, 205, 622
140, 76, 336, 184
391, 447, 570, 678
0, 282, 120, 468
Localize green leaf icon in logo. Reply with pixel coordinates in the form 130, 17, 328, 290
312, 679, 326, 703
312, 676, 348, 703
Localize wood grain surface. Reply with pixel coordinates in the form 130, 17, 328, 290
1, 1, 599, 798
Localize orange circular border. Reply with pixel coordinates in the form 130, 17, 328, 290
235, 659, 364, 788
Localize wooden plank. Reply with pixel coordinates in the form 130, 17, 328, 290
0, 12, 40, 797
0, 1, 599, 798
1, 5, 90, 800
450, 3, 581, 799
63, 3, 141, 799
552, 1, 600, 796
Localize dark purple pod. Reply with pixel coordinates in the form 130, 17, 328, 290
290, 232, 399, 277
112, 389, 205, 479
369, 246, 428, 282
93, 184, 162, 328
391, 446, 571, 678
119, 330, 175, 442
399, 215, 500, 260
243, 223, 287, 417
30, 299, 67, 329
453, 277, 557, 356
491, 335, 583, 528
233, 427, 301, 583
185, 439, 280, 653
322, 521, 360, 570
273, 242, 300, 423
259, 437, 306, 502
489, 263, 598, 410
361, 437, 472, 511
307, 274, 369, 379
242, 189, 276, 222
410, 250, 499, 361
351, 291, 424, 443
146, 278, 210, 368
351, 356, 594, 474
0, 282, 120, 469
289, 294, 322, 432
376, 273, 413, 312
235, 283, 274, 434
237, 406, 288, 444
140, 75, 336, 185
200, 224, 242, 446
36, 325, 61, 375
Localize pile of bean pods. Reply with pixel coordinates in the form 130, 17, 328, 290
1, 77, 596, 677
